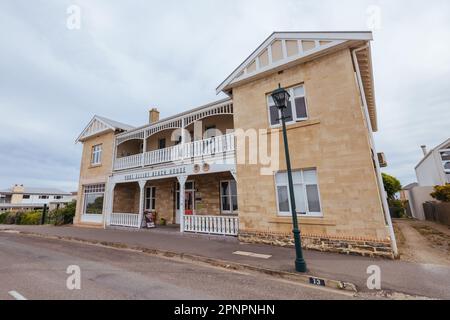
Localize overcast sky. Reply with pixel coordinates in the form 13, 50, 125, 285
0, 0, 449, 191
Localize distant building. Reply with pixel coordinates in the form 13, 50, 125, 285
401, 139, 450, 220
0, 184, 74, 212
415, 138, 450, 186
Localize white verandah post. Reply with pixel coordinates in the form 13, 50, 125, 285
138, 180, 146, 229
177, 175, 187, 233
104, 180, 116, 229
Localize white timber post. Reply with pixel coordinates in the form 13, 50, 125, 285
142, 134, 147, 167
177, 175, 187, 232
138, 180, 146, 229
105, 180, 116, 229
181, 118, 185, 163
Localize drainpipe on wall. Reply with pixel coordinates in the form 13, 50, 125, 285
352, 45, 399, 257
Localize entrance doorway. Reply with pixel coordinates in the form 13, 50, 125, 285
175, 181, 195, 224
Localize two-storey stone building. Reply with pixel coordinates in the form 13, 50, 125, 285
75, 31, 397, 257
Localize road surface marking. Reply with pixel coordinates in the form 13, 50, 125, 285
1, 230, 20, 234
233, 251, 272, 259
8, 291, 27, 300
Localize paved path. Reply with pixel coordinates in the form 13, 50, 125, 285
0, 232, 355, 300
1, 225, 449, 299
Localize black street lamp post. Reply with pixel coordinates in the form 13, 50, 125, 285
271, 84, 307, 273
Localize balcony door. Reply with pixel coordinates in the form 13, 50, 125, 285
175, 181, 195, 224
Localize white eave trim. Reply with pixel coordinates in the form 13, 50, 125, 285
216, 31, 373, 94
76, 116, 116, 143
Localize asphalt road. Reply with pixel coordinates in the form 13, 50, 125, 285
0, 232, 357, 300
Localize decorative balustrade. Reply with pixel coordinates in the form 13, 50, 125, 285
113, 133, 235, 171
184, 215, 239, 236
113, 154, 142, 171
110, 213, 140, 228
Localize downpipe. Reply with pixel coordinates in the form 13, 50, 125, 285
352, 45, 399, 257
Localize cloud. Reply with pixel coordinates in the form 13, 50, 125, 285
0, 0, 449, 191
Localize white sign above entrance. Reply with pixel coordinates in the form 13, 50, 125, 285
124, 167, 187, 181
111, 162, 236, 184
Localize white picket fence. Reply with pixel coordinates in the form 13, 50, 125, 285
184, 215, 239, 236
110, 213, 140, 228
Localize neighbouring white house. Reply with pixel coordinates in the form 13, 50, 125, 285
401, 138, 450, 220
0, 184, 75, 212
416, 138, 450, 187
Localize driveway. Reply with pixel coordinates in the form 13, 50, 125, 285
394, 219, 450, 266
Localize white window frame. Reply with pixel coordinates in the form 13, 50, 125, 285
220, 180, 238, 215
274, 169, 322, 218
440, 149, 450, 173
267, 84, 309, 128
91, 144, 102, 165
82, 184, 105, 216
145, 186, 156, 211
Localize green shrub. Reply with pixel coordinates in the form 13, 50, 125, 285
389, 199, 406, 218
0, 212, 8, 224
430, 184, 450, 202
49, 201, 76, 226
20, 211, 42, 225
0, 210, 43, 225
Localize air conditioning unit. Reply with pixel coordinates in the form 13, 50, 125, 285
377, 152, 387, 168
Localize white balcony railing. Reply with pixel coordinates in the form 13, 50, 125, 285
113, 133, 235, 171
113, 154, 142, 171
184, 215, 239, 236
110, 213, 140, 228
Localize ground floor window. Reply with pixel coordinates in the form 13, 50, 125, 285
83, 184, 105, 215
220, 180, 238, 214
145, 186, 156, 211
275, 169, 322, 217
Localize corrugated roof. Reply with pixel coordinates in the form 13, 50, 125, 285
0, 187, 71, 195
95, 115, 135, 131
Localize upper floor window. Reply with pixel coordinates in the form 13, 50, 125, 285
54, 195, 63, 200
91, 144, 102, 165
39, 195, 49, 199
23, 195, 30, 199
275, 168, 322, 217
267, 84, 308, 127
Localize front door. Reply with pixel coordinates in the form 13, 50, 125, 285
175, 181, 195, 224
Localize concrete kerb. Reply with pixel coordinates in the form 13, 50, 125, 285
3, 229, 358, 293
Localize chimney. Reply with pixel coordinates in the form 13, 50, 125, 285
149, 108, 160, 124
421, 145, 427, 156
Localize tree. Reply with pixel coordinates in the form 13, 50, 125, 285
382, 173, 402, 200
430, 184, 450, 202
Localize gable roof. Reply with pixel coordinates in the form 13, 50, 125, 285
415, 137, 450, 169
76, 115, 134, 142
216, 31, 373, 94
216, 31, 378, 131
